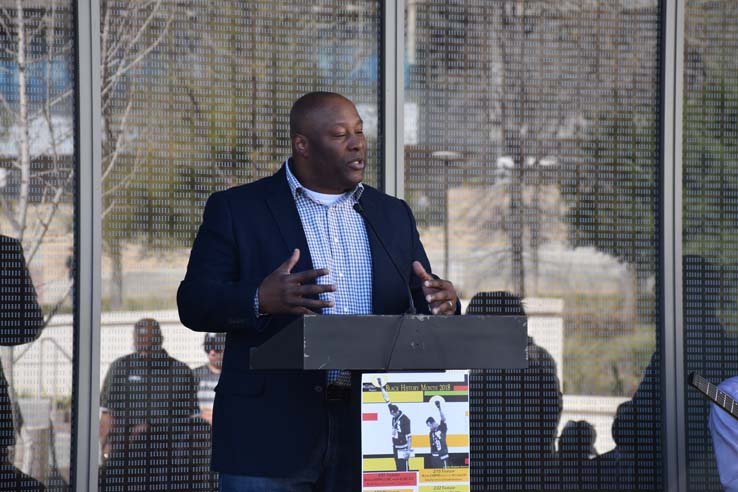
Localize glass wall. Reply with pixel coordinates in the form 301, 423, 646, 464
97, 0, 381, 489
0, 0, 732, 489
684, 1, 738, 491
0, 0, 77, 490
404, 1, 663, 489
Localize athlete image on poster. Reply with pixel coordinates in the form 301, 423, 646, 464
426, 400, 449, 469
379, 377, 413, 472
361, 371, 470, 492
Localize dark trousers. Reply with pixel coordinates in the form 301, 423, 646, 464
219, 400, 355, 492
393, 447, 409, 471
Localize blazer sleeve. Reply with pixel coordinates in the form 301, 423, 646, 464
177, 192, 268, 334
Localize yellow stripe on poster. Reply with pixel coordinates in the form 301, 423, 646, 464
419, 467, 469, 483
363, 391, 425, 403
362, 457, 425, 471
419, 485, 470, 492
362, 458, 396, 472
412, 434, 469, 448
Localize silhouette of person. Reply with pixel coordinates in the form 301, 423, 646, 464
556, 420, 598, 488
466, 291, 562, 489
600, 255, 737, 490
0, 235, 46, 491
98, 318, 209, 491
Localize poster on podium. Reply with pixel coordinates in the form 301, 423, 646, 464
361, 371, 470, 492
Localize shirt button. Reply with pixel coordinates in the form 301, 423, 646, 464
339, 272, 344, 278
314, 385, 323, 393
334, 239, 339, 244
343, 308, 349, 313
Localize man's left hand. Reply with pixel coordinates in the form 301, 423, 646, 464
413, 261, 458, 315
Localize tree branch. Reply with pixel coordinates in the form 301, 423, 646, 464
102, 2, 174, 97
41, 280, 73, 329
101, 97, 134, 182
25, 166, 74, 265
0, 194, 20, 231
0, 87, 17, 118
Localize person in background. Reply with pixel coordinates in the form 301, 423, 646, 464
99, 318, 199, 460
194, 332, 226, 424
98, 318, 207, 491
709, 375, 738, 492
0, 235, 45, 490
466, 291, 563, 488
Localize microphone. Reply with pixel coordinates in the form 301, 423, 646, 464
354, 202, 416, 315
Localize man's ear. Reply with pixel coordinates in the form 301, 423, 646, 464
292, 134, 309, 157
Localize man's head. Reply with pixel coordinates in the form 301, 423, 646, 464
388, 404, 400, 417
203, 332, 226, 370
133, 318, 162, 357
426, 416, 439, 430
289, 92, 366, 194
466, 291, 526, 316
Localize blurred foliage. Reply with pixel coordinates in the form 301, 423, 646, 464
560, 104, 659, 279
102, 0, 380, 255
564, 325, 655, 396
552, 291, 657, 396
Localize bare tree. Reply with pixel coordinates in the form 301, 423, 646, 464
100, 0, 174, 308
0, 0, 75, 302
0, 0, 75, 456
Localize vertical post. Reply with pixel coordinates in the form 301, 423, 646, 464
73, 0, 102, 490
444, 162, 449, 279
660, 0, 685, 491
382, 0, 405, 197
432, 151, 463, 280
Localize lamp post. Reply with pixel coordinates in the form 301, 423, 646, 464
431, 151, 463, 280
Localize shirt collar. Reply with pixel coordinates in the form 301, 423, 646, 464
284, 158, 364, 203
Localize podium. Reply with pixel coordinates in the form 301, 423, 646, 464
249, 314, 527, 491
249, 314, 528, 370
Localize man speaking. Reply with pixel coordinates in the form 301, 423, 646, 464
178, 92, 459, 491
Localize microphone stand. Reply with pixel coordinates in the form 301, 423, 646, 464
353, 202, 416, 369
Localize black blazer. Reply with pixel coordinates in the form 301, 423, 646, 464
177, 165, 447, 476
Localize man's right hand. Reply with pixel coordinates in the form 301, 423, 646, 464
258, 249, 336, 315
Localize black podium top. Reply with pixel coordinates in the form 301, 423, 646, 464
250, 314, 527, 370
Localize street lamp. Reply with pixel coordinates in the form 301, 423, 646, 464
431, 151, 464, 280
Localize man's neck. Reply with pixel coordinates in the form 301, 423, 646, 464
289, 158, 352, 195
208, 363, 221, 374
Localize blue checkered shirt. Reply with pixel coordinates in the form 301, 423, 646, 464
284, 160, 373, 316
286, 160, 372, 385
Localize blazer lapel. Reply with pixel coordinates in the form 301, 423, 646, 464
358, 189, 395, 315
264, 166, 314, 274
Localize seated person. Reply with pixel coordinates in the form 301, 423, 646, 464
709, 376, 738, 492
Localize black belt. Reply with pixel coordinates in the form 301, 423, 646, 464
325, 384, 352, 401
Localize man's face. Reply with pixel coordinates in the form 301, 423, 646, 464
208, 348, 224, 369
390, 409, 400, 418
427, 421, 439, 430
134, 325, 161, 357
298, 98, 367, 193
